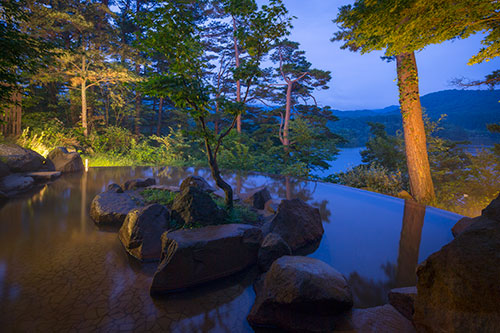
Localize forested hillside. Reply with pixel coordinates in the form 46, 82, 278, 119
330, 89, 500, 147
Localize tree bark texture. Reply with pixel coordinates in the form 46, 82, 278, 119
396, 52, 435, 204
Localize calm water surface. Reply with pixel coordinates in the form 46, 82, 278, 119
0, 166, 461, 332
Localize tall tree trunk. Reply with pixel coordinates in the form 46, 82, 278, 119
396, 52, 435, 204
156, 97, 163, 136
81, 54, 88, 137
232, 16, 242, 133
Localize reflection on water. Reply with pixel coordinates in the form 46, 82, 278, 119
0, 167, 461, 331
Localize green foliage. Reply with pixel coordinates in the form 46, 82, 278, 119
140, 189, 177, 207
89, 126, 133, 155
212, 195, 260, 224
327, 164, 406, 196
361, 122, 406, 172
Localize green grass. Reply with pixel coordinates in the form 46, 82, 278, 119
140, 188, 178, 206
212, 195, 260, 224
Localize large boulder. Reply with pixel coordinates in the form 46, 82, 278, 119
123, 178, 155, 191
0, 174, 34, 195
171, 186, 226, 227
388, 286, 417, 322
118, 204, 171, 261
414, 217, 500, 332
179, 175, 215, 193
257, 232, 291, 272
47, 147, 83, 173
243, 187, 272, 210
0, 160, 10, 179
150, 224, 262, 294
0, 143, 53, 172
451, 215, 484, 237
268, 199, 323, 251
247, 256, 353, 332
90, 190, 143, 227
482, 192, 500, 222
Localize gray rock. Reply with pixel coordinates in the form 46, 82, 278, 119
0, 174, 34, 194
482, 192, 500, 222
335, 305, 416, 332
0, 160, 10, 179
243, 187, 271, 210
0, 143, 53, 172
257, 232, 291, 272
388, 286, 417, 322
47, 147, 83, 173
247, 256, 353, 332
0, 190, 8, 201
123, 178, 155, 190
90, 191, 142, 227
107, 183, 123, 193
179, 175, 215, 193
171, 186, 226, 227
151, 224, 262, 294
269, 198, 324, 252
414, 217, 500, 332
25, 171, 61, 182
119, 204, 171, 261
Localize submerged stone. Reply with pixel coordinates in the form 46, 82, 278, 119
25, 171, 61, 182
123, 178, 155, 190
150, 224, 262, 294
0, 174, 34, 195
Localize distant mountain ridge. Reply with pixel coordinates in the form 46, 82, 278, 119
328, 89, 500, 147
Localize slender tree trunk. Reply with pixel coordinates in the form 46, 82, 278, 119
396, 52, 435, 204
156, 97, 163, 136
232, 16, 242, 133
203, 136, 233, 209
283, 81, 293, 147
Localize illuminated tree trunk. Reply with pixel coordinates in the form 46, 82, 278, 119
396, 52, 435, 204
134, 64, 141, 135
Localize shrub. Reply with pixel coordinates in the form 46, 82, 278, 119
327, 164, 406, 196
140, 189, 178, 206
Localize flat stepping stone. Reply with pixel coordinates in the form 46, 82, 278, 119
25, 171, 61, 182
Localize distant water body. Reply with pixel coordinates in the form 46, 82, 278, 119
313, 147, 364, 178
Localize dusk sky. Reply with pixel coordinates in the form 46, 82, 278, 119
276, 0, 500, 110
